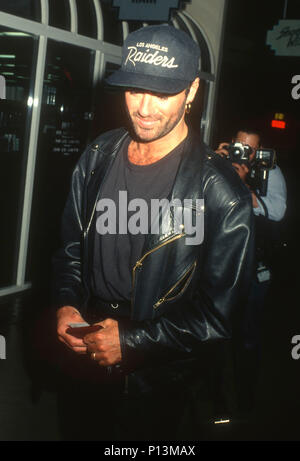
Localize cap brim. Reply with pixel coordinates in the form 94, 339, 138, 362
105, 69, 192, 95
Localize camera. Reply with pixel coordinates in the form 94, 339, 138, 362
225, 142, 253, 167
224, 143, 276, 196
249, 148, 276, 196
255, 148, 276, 170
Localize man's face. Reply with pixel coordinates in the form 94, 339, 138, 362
234, 131, 260, 162
124, 88, 188, 143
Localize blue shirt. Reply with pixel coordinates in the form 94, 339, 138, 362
253, 165, 287, 221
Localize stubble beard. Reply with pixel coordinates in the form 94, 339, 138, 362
126, 100, 187, 143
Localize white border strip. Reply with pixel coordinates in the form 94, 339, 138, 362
182, 11, 215, 75
93, 0, 104, 41
40, 0, 49, 25
180, 11, 216, 144
0, 283, 31, 298
176, 11, 197, 42
16, 34, 48, 285
93, 49, 102, 84
69, 0, 78, 34
170, 16, 180, 29
122, 21, 129, 41
0, 11, 121, 57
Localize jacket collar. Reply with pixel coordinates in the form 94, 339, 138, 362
143, 129, 206, 253
85, 129, 128, 232
85, 128, 206, 252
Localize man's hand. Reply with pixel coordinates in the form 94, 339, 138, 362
83, 318, 122, 367
250, 191, 259, 208
56, 305, 88, 355
232, 162, 249, 182
215, 144, 259, 207
231, 163, 259, 208
215, 142, 229, 157
216, 143, 250, 183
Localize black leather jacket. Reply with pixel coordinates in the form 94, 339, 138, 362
52, 127, 254, 392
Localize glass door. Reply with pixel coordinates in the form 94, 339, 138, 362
0, 26, 37, 288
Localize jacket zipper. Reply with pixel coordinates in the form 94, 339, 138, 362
153, 260, 197, 309
131, 233, 186, 311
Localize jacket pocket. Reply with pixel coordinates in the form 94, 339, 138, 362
153, 260, 197, 309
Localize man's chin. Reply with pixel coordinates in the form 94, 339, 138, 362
131, 126, 161, 143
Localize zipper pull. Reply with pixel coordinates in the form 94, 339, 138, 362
154, 298, 165, 309
133, 261, 143, 271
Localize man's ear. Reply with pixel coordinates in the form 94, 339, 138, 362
186, 77, 200, 104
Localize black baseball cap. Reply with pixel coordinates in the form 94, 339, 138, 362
105, 24, 200, 94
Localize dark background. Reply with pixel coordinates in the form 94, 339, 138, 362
208, 0, 300, 440
213, 0, 299, 149
212, 0, 299, 285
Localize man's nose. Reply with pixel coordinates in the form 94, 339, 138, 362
137, 93, 154, 117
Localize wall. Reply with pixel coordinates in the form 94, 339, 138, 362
184, 0, 227, 142
186, 0, 227, 74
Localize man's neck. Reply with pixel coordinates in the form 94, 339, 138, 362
128, 122, 188, 166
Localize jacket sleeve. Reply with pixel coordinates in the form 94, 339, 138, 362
253, 166, 287, 221
51, 147, 90, 311
118, 194, 255, 370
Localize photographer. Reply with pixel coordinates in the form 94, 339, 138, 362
214, 128, 287, 417
216, 129, 287, 222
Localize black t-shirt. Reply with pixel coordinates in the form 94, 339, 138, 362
92, 135, 186, 302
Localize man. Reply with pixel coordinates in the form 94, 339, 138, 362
53, 25, 254, 440
216, 130, 287, 222
215, 129, 287, 414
